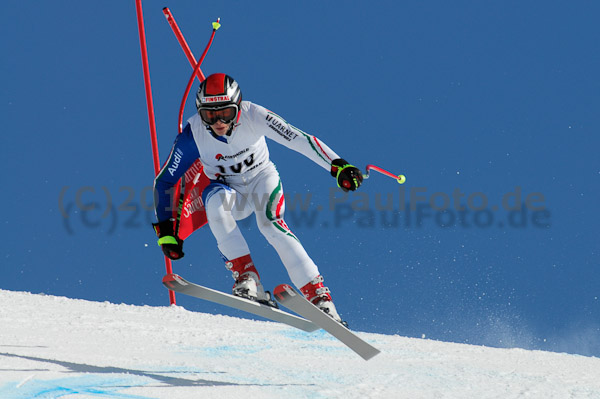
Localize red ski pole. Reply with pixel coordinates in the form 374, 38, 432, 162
364, 164, 406, 184
162, 8, 221, 132
176, 18, 221, 133
135, 0, 176, 305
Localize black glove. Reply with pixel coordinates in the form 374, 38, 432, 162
331, 158, 363, 192
152, 219, 184, 260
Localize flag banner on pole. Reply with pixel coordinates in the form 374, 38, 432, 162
177, 159, 210, 240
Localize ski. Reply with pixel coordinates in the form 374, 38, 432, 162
162, 274, 319, 332
274, 284, 381, 361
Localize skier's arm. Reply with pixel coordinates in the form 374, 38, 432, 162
256, 105, 339, 171
255, 104, 363, 191
153, 124, 200, 222
152, 124, 200, 260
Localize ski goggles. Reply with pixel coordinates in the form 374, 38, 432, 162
199, 105, 238, 125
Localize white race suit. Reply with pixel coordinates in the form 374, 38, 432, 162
154, 101, 340, 288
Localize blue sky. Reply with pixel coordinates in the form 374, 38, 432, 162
2, 1, 599, 356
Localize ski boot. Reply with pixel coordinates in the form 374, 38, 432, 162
300, 275, 348, 327
225, 254, 278, 308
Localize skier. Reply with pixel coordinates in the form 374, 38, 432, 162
152, 73, 363, 324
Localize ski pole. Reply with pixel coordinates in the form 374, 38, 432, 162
363, 164, 406, 184
135, 0, 176, 305
176, 18, 221, 133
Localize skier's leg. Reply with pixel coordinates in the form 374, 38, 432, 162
251, 168, 318, 287
203, 182, 270, 303
203, 182, 251, 260
252, 167, 344, 322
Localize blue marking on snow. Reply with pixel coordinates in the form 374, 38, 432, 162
0, 375, 154, 399
278, 328, 331, 341
179, 344, 268, 359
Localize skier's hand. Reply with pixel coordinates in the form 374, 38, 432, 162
152, 219, 185, 260
331, 158, 363, 192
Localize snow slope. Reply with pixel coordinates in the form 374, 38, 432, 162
1, 290, 599, 399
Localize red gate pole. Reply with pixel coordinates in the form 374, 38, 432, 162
135, 0, 176, 305
162, 7, 206, 82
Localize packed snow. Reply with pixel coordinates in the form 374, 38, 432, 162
1, 289, 599, 398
